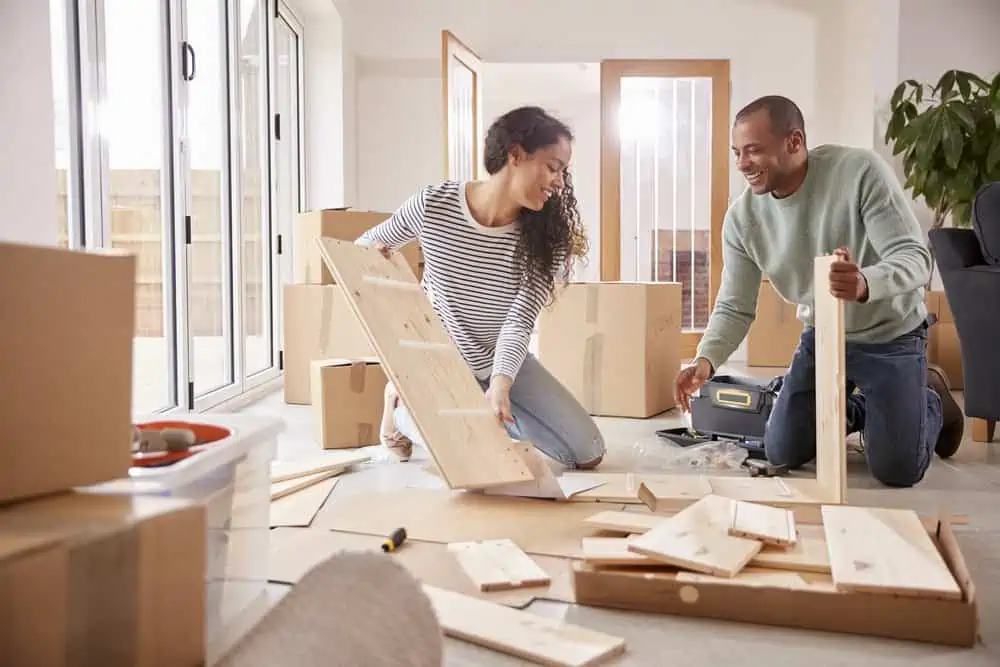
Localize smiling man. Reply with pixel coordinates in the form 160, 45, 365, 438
673, 95, 964, 488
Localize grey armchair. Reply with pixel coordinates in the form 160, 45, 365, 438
928, 182, 1000, 443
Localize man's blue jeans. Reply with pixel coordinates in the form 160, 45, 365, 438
764, 322, 942, 487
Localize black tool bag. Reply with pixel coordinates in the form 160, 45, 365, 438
689, 374, 782, 440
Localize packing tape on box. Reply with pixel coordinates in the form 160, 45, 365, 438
319, 289, 333, 351
349, 361, 368, 393
585, 284, 600, 324
582, 333, 604, 414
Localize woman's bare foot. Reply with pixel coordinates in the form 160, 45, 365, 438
380, 382, 413, 462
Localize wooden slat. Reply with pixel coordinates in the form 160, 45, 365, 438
814, 255, 848, 503
821, 505, 962, 600
423, 585, 627, 667
627, 495, 762, 577
729, 500, 797, 547
582, 538, 655, 567
447, 539, 551, 591
315, 238, 535, 490
583, 510, 664, 534
269, 469, 337, 501
270, 451, 371, 483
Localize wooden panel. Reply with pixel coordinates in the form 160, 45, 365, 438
626, 495, 762, 577
581, 538, 652, 567
821, 505, 962, 600
813, 255, 848, 503
423, 585, 627, 666
316, 238, 535, 489
447, 539, 551, 591
269, 470, 336, 501
729, 500, 797, 547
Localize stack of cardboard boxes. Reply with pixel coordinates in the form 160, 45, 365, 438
283, 209, 422, 448
0, 242, 206, 667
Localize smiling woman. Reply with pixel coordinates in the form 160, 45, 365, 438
355, 105, 605, 472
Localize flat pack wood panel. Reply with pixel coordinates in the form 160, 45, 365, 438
447, 539, 551, 591
269, 470, 337, 501
423, 585, 627, 667
627, 495, 763, 577
269, 477, 339, 528
583, 510, 664, 534
316, 238, 534, 490
821, 505, 962, 600
729, 500, 797, 547
582, 538, 654, 567
813, 255, 847, 503
270, 451, 371, 483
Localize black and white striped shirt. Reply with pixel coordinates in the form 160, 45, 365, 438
357, 180, 556, 382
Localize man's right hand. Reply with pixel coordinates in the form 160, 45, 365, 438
674, 357, 713, 413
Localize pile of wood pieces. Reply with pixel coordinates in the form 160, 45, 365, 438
268, 450, 371, 529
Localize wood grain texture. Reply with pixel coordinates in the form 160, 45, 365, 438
424, 585, 627, 666
270, 451, 370, 483
627, 495, 763, 577
315, 238, 535, 489
447, 539, 551, 591
821, 505, 962, 600
729, 500, 797, 547
813, 255, 848, 503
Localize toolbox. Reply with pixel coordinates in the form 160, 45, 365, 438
690, 374, 781, 440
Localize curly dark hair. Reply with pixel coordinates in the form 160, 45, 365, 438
483, 106, 589, 298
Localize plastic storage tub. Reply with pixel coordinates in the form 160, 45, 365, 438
86, 412, 281, 663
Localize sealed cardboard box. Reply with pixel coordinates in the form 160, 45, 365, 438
296, 209, 422, 284
283, 285, 375, 404
0, 491, 206, 667
926, 290, 963, 389
0, 242, 135, 504
746, 280, 803, 368
537, 282, 682, 418
311, 358, 387, 449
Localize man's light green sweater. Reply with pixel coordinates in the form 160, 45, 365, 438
695, 144, 932, 371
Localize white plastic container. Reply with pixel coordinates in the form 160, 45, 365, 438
86, 412, 281, 663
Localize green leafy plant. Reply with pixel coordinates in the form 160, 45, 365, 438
884, 69, 1000, 229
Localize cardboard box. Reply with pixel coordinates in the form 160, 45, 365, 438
537, 282, 682, 418
572, 515, 977, 647
283, 285, 375, 404
746, 280, 803, 367
0, 491, 206, 666
296, 209, 422, 284
0, 242, 135, 504
926, 290, 963, 389
311, 358, 387, 449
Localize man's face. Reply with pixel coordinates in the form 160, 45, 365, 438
731, 110, 802, 195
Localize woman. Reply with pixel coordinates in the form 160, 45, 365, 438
357, 106, 605, 471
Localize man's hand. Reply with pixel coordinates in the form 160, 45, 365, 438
674, 358, 713, 413
486, 374, 515, 425
829, 247, 869, 302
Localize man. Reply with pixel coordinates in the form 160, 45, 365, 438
674, 95, 964, 488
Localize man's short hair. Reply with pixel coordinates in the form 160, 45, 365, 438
735, 95, 805, 138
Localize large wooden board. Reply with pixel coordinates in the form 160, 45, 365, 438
423, 585, 627, 666
315, 238, 534, 490
821, 505, 962, 600
813, 255, 848, 503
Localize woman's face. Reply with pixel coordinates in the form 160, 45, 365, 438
509, 137, 572, 211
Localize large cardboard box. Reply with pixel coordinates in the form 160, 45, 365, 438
926, 290, 963, 389
311, 358, 387, 448
0, 242, 135, 504
746, 280, 803, 368
296, 209, 422, 284
0, 491, 206, 666
283, 285, 375, 404
537, 282, 682, 418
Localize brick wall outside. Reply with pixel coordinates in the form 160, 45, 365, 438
650, 229, 711, 329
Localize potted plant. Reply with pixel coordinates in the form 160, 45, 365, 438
884, 69, 1000, 286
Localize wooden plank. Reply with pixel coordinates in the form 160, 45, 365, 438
729, 500, 797, 547
269, 469, 337, 501
583, 510, 663, 534
447, 539, 551, 591
627, 495, 763, 577
675, 567, 837, 593
751, 524, 830, 574
315, 238, 535, 490
423, 585, 627, 666
581, 538, 654, 567
821, 505, 962, 600
813, 255, 848, 503
269, 477, 339, 528
270, 451, 370, 483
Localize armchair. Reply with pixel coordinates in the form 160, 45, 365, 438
928, 182, 1000, 443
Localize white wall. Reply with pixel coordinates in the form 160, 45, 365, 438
0, 0, 58, 246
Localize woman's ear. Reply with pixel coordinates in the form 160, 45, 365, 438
508, 145, 526, 167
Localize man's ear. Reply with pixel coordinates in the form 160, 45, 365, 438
787, 129, 805, 153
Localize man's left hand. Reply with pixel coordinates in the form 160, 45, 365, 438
829, 247, 869, 302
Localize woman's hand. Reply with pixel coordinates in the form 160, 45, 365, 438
372, 240, 392, 259
485, 374, 515, 425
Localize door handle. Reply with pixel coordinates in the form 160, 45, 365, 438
182, 41, 196, 81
